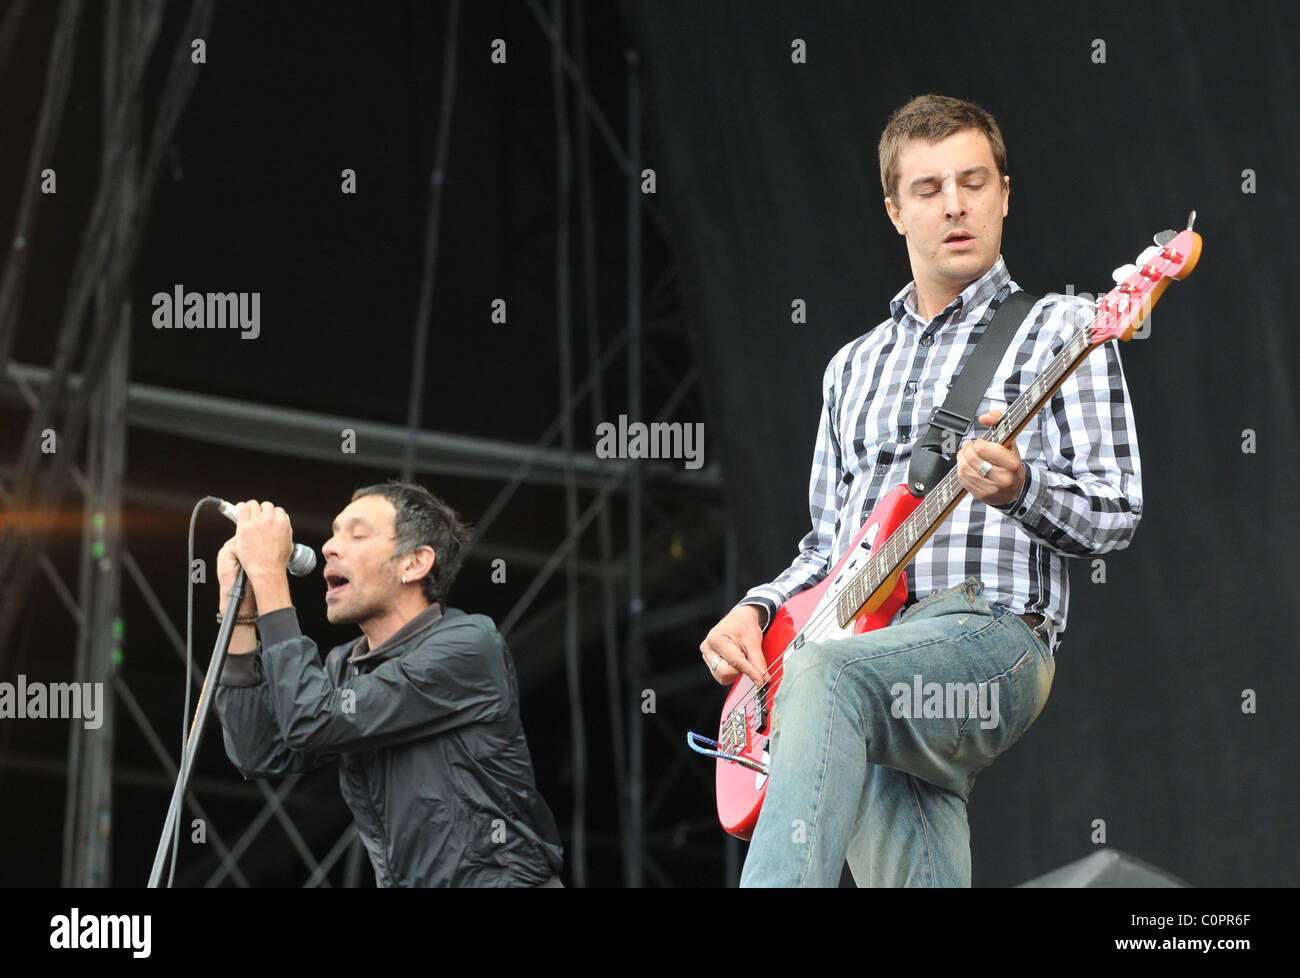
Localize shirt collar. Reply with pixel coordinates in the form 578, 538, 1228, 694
348, 601, 444, 662
890, 256, 1010, 330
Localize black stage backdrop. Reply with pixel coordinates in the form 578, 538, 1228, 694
621, 0, 1299, 885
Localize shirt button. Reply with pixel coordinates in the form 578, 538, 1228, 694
904, 382, 917, 397
876, 464, 886, 475
920, 335, 933, 348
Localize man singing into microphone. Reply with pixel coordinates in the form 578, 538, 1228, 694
213, 482, 564, 887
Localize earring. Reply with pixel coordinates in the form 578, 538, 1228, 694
401, 574, 407, 585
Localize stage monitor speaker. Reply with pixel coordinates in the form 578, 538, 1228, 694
1017, 849, 1190, 887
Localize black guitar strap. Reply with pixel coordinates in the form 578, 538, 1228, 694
905, 286, 1040, 498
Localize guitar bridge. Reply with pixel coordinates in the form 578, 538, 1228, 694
720, 707, 747, 755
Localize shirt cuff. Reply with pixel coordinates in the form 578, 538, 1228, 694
994, 461, 1039, 519
219, 647, 263, 687
257, 606, 303, 650
734, 597, 776, 632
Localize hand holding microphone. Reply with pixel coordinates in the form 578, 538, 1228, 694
214, 499, 317, 620
216, 499, 316, 577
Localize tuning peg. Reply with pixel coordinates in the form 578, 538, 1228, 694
1155, 212, 1197, 247
1113, 245, 1162, 282
1155, 213, 1196, 246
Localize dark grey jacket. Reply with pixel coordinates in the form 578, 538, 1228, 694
214, 602, 564, 887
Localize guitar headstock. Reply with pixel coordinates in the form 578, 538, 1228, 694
1090, 212, 1203, 344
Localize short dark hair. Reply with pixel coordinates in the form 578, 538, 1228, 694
350, 481, 472, 606
879, 94, 1008, 203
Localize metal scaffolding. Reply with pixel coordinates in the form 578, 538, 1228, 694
0, 0, 737, 887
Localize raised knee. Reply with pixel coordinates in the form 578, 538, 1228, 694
777, 643, 840, 702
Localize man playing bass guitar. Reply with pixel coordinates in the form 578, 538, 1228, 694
699, 94, 1143, 887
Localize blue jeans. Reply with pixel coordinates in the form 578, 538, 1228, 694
739, 577, 1055, 887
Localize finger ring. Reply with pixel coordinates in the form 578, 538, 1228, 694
977, 460, 993, 478
709, 655, 723, 673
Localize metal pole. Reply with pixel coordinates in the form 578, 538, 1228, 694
148, 567, 247, 887
549, 0, 587, 885
573, 0, 630, 883
623, 46, 644, 887
0, 0, 82, 375
523, 0, 672, 243
67, 0, 135, 886
401, 0, 461, 481
60, 373, 98, 886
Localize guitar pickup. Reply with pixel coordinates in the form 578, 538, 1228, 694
834, 557, 858, 587
753, 682, 770, 735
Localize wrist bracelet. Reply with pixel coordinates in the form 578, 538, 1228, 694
216, 612, 258, 625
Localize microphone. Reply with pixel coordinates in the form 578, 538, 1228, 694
216, 499, 318, 577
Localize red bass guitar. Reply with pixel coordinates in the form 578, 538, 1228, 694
689, 217, 1203, 839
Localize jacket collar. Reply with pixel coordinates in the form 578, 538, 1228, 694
347, 601, 445, 663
